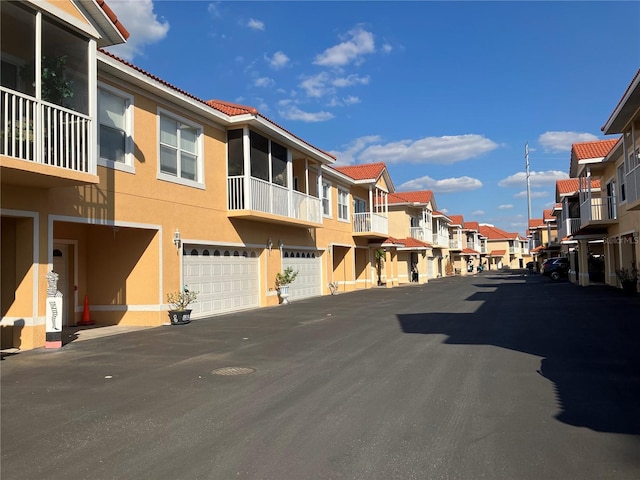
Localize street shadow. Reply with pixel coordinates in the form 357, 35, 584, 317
397, 277, 640, 434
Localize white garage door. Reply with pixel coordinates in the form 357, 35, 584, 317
283, 250, 322, 300
183, 246, 259, 318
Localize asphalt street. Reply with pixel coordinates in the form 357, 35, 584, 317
2, 271, 640, 480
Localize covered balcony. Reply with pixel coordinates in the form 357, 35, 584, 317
353, 212, 388, 237
578, 195, 618, 232
227, 176, 322, 227
432, 232, 450, 248
1, 2, 97, 188
449, 238, 462, 250
410, 226, 433, 242
226, 127, 324, 228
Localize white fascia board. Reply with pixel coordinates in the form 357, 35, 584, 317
27, 0, 101, 39
603, 73, 640, 134
75, 0, 127, 46
97, 52, 231, 126
321, 165, 356, 184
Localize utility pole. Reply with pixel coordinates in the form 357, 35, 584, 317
525, 141, 532, 224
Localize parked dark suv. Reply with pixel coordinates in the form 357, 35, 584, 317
541, 257, 569, 281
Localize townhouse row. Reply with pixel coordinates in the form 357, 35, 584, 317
0, 0, 531, 350
528, 72, 640, 290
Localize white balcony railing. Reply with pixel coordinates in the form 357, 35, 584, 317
1, 87, 92, 174
580, 195, 616, 223
410, 226, 432, 241
353, 212, 388, 235
449, 239, 462, 249
558, 217, 581, 239
432, 233, 449, 247
625, 167, 640, 206
509, 246, 515, 254
227, 176, 322, 224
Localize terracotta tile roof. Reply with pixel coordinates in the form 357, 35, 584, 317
333, 162, 386, 181
572, 139, 618, 160
433, 211, 451, 222
543, 209, 555, 221
448, 215, 464, 227
556, 178, 601, 195
388, 190, 433, 205
401, 237, 432, 248
97, 0, 130, 40
531, 245, 545, 253
462, 248, 479, 255
98, 50, 335, 161
478, 224, 518, 240
529, 218, 544, 229
489, 249, 506, 257
464, 221, 479, 231
376, 236, 405, 247
206, 99, 258, 116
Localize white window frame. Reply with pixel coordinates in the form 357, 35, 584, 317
322, 181, 332, 218
353, 197, 367, 214
338, 188, 350, 222
97, 83, 134, 173
157, 108, 204, 188
617, 163, 626, 204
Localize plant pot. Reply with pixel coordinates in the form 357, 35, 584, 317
278, 285, 290, 305
168, 309, 192, 325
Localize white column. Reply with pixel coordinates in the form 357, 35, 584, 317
242, 127, 251, 208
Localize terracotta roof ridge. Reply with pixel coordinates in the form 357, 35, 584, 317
206, 99, 258, 115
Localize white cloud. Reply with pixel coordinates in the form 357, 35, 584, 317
104, 0, 169, 61
255, 77, 274, 88
314, 27, 375, 67
359, 134, 498, 165
538, 131, 599, 153
330, 136, 382, 165
398, 176, 483, 194
343, 95, 361, 105
207, 2, 222, 18
279, 106, 334, 123
498, 204, 514, 210
499, 170, 568, 188
382, 43, 393, 53
332, 74, 370, 88
248, 18, 265, 30
472, 210, 485, 216
266, 51, 289, 70
300, 73, 331, 98
514, 190, 549, 198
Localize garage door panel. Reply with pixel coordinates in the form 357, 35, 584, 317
183, 246, 259, 318
283, 251, 322, 300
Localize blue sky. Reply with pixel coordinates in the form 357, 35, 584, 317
105, 1, 640, 234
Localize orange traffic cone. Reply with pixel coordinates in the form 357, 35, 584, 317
77, 295, 95, 326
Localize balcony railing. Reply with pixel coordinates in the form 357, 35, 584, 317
558, 217, 581, 239
227, 176, 322, 224
432, 233, 449, 247
410, 226, 432, 242
1, 87, 91, 174
353, 212, 388, 235
449, 239, 462, 249
580, 195, 616, 223
626, 167, 640, 206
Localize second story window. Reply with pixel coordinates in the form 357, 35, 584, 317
159, 112, 201, 183
617, 164, 626, 203
354, 198, 366, 214
338, 188, 349, 221
98, 86, 132, 168
322, 182, 331, 217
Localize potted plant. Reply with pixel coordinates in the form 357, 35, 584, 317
374, 248, 385, 286
19, 55, 74, 106
616, 263, 638, 294
166, 286, 198, 324
275, 267, 298, 304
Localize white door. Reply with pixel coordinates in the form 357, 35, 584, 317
283, 250, 322, 300
183, 246, 259, 318
52, 244, 69, 326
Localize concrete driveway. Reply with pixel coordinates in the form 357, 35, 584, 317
2, 272, 640, 479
